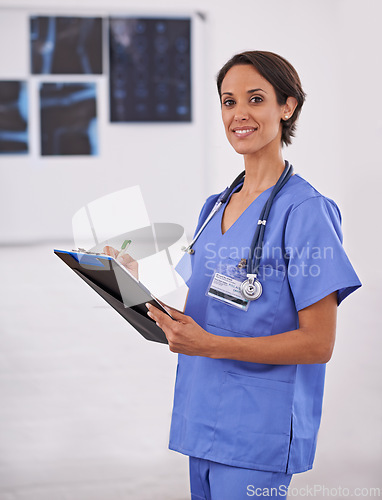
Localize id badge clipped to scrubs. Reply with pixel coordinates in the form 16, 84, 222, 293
207, 261, 250, 311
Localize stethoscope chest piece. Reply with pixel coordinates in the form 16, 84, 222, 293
183, 162, 293, 303
240, 274, 262, 301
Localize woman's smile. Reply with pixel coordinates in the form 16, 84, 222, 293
232, 126, 258, 138
220, 64, 286, 157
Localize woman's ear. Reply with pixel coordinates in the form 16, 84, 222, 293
282, 97, 298, 120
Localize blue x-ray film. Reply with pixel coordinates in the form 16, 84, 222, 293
30, 16, 103, 74
40, 82, 98, 156
0, 81, 28, 155
109, 17, 191, 122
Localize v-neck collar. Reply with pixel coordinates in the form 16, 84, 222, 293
219, 182, 274, 237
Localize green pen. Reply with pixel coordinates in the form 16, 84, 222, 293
117, 239, 131, 259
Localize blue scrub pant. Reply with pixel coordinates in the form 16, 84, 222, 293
189, 457, 292, 500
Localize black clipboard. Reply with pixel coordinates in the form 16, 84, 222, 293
54, 249, 170, 344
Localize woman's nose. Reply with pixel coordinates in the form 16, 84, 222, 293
234, 104, 249, 121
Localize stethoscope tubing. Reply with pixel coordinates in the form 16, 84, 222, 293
247, 161, 293, 276
183, 161, 293, 279
182, 170, 245, 254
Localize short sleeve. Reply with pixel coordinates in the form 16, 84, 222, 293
175, 194, 219, 286
284, 196, 361, 311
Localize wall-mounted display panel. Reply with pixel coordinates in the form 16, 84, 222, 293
30, 16, 103, 74
40, 82, 98, 156
0, 80, 28, 154
109, 17, 191, 122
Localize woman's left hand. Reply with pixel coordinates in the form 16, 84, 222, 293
146, 303, 216, 357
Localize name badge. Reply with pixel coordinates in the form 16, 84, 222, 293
207, 272, 249, 311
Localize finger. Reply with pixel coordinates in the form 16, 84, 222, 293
104, 246, 118, 258
165, 306, 186, 321
155, 298, 184, 315
146, 303, 168, 321
146, 303, 175, 328
118, 253, 134, 265
150, 301, 187, 323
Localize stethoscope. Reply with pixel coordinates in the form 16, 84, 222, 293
182, 161, 294, 301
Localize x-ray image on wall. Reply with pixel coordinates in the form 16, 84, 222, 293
109, 17, 191, 122
30, 16, 103, 74
40, 83, 98, 156
0, 81, 28, 155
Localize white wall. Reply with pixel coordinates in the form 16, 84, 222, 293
0, 0, 380, 498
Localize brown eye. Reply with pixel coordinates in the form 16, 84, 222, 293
223, 99, 235, 107
250, 96, 263, 103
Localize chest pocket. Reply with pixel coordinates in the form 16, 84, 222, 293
206, 262, 285, 337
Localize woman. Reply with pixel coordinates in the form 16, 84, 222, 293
118, 51, 361, 499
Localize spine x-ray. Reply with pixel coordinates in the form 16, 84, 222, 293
109, 17, 191, 122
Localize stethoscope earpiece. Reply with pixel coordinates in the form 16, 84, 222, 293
181, 246, 195, 254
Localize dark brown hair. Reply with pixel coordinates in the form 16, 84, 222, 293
216, 51, 306, 147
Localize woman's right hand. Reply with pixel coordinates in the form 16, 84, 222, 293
103, 245, 139, 280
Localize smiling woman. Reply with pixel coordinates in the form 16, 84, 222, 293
145, 50, 361, 500
220, 65, 296, 158
217, 51, 306, 147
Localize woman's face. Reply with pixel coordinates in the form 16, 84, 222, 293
220, 64, 287, 158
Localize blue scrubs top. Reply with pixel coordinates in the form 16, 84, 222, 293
170, 173, 361, 474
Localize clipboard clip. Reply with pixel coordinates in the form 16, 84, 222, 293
72, 247, 102, 255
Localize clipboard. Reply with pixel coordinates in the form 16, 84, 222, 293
54, 249, 170, 344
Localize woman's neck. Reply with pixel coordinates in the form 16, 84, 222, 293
241, 150, 285, 195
